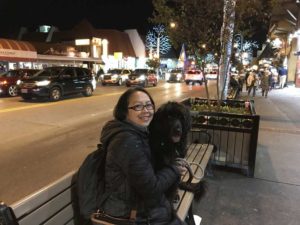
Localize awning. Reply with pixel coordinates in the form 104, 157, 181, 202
36, 54, 104, 64
0, 38, 37, 62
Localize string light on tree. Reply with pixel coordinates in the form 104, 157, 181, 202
146, 25, 171, 58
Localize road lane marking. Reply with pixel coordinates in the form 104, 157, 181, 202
0, 92, 124, 114
0, 85, 167, 114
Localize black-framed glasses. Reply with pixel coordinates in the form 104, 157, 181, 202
128, 103, 154, 111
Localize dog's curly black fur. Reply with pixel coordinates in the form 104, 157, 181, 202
149, 101, 206, 202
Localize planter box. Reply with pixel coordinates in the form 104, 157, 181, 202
182, 98, 260, 177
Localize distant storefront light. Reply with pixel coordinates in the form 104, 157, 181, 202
75, 39, 90, 46
92, 37, 101, 46
39, 25, 51, 33
102, 39, 108, 58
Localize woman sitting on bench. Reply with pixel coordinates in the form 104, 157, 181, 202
99, 87, 185, 225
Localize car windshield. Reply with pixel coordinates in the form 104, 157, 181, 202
0, 70, 17, 77
134, 69, 148, 74
34, 67, 64, 77
187, 70, 200, 74
108, 69, 122, 74
171, 69, 182, 73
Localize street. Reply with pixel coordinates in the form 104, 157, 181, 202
0, 80, 217, 204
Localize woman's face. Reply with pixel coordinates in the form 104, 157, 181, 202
127, 91, 154, 127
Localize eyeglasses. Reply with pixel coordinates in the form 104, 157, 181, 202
128, 103, 154, 111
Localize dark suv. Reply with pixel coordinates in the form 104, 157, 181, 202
18, 66, 95, 101
0, 69, 39, 97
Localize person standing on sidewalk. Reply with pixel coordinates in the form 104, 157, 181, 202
247, 70, 258, 97
278, 65, 287, 89
261, 68, 271, 98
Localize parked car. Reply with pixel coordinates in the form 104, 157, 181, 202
184, 69, 204, 85
95, 68, 105, 82
166, 69, 184, 82
101, 69, 131, 86
205, 70, 218, 80
0, 69, 39, 97
126, 69, 158, 87
18, 66, 95, 101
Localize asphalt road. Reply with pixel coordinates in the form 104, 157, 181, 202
0, 80, 217, 204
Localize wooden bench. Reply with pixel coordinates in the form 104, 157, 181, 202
175, 142, 214, 224
0, 143, 213, 225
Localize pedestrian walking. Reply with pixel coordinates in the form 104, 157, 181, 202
261, 69, 271, 98
247, 70, 258, 97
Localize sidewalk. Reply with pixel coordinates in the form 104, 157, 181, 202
194, 85, 300, 225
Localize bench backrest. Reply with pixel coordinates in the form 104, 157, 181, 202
4, 143, 213, 225
11, 171, 77, 225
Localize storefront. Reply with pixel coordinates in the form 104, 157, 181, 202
0, 38, 37, 70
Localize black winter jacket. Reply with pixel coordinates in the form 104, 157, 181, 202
100, 120, 184, 225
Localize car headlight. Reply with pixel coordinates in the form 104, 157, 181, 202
176, 74, 182, 78
139, 75, 146, 81
16, 80, 22, 85
35, 80, 51, 86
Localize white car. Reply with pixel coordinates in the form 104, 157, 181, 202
101, 69, 131, 86
205, 71, 218, 80
184, 70, 204, 85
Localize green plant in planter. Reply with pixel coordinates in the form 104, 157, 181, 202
191, 103, 250, 115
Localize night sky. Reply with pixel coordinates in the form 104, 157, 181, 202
0, 0, 153, 36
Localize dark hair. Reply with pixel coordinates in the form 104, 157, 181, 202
113, 87, 155, 121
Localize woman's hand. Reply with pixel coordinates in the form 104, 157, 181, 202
177, 165, 187, 176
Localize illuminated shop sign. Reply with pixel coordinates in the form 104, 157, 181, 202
75, 39, 90, 46
0, 49, 37, 59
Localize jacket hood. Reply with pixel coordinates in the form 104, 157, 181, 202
100, 120, 148, 146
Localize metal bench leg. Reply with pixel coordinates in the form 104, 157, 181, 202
206, 145, 217, 177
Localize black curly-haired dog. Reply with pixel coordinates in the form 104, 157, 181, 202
149, 101, 205, 203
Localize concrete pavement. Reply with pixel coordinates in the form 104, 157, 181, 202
194, 84, 300, 225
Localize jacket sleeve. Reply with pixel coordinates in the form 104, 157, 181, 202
108, 132, 180, 206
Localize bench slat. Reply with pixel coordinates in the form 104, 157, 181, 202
12, 171, 76, 219
65, 220, 75, 225
43, 204, 74, 225
176, 191, 194, 221
18, 188, 73, 225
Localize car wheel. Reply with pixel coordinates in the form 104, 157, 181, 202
102, 82, 106, 86
126, 83, 130, 87
49, 87, 61, 101
8, 85, 18, 97
21, 95, 32, 101
185, 81, 189, 85
83, 85, 93, 97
